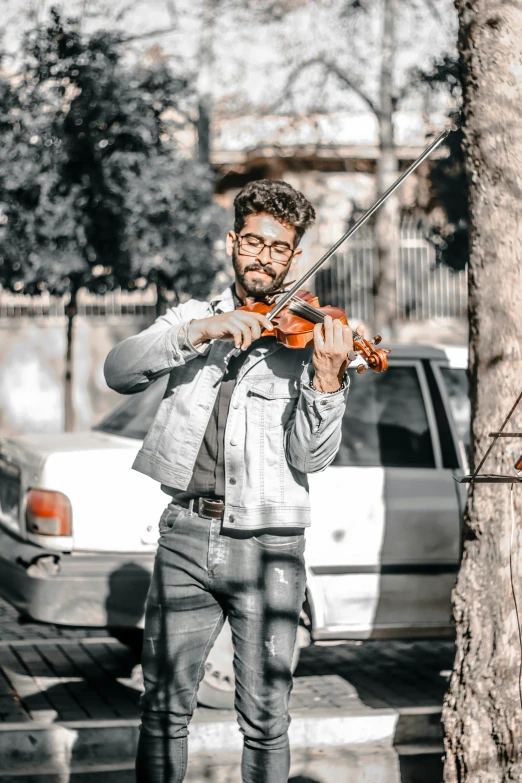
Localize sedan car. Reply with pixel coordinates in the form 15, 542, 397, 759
0, 344, 470, 707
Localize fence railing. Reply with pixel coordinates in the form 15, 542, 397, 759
314, 217, 467, 323
76, 286, 158, 317
0, 286, 159, 319
0, 290, 66, 319
0, 220, 467, 322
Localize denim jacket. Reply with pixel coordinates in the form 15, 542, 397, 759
104, 287, 349, 530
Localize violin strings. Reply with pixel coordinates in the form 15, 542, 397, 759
288, 298, 363, 341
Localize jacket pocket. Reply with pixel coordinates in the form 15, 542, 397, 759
247, 379, 299, 430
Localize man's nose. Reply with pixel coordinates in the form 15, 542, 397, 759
258, 245, 272, 265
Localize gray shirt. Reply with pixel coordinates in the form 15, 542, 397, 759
183, 336, 275, 499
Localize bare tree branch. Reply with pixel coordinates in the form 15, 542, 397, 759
119, 25, 178, 44
267, 56, 379, 117
115, 0, 147, 23
164, 0, 178, 25
422, 0, 444, 26
323, 57, 379, 116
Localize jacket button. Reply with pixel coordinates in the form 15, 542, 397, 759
230, 439, 237, 446
232, 401, 239, 409
229, 478, 236, 485
229, 515, 235, 523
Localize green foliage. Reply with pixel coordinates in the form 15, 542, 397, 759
0, 8, 225, 300
417, 56, 469, 272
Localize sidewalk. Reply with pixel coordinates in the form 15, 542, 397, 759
0, 598, 453, 782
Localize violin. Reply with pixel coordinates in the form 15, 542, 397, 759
237, 127, 453, 376
239, 290, 390, 374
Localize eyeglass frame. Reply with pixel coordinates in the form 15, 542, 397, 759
234, 232, 295, 266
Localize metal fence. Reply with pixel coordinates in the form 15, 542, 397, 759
0, 219, 467, 321
0, 290, 66, 319
76, 286, 158, 318
0, 286, 159, 319
314, 216, 468, 323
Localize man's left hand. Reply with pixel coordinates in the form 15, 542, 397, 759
311, 316, 363, 393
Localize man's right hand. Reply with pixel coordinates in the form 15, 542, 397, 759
188, 310, 274, 351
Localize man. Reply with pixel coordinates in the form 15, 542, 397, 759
104, 179, 359, 783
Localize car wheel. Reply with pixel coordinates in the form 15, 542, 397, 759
197, 619, 235, 709
196, 620, 311, 710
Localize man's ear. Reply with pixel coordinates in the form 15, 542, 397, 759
226, 230, 236, 257
291, 247, 303, 264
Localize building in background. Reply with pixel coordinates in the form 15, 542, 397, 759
0, 0, 464, 436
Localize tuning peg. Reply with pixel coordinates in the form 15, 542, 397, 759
356, 364, 367, 375
372, 335, 382, 345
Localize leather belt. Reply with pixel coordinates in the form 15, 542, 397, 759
175, 496, 225, 520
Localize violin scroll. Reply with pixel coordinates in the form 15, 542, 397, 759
352, 334, 390, 374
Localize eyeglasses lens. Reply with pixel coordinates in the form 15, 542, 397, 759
239, 237, 291, 263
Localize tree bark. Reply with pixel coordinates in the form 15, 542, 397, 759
64, 288, 78, 433
443, 3, 522, 781
373, 0, 399, 338
196, 0, 217, 164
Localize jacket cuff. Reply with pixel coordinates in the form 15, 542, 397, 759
299, 363, 350, 420
173, 320, 210, 361
300, 363, 350, 398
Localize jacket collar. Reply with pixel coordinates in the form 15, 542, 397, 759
210, 286, 236, 315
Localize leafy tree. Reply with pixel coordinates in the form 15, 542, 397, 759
0, 8, 225, 429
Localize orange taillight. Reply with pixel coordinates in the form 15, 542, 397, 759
26, 489, 72, 537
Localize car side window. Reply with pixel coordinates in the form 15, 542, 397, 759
439, 367, 470, 461
333, 365, 436, 468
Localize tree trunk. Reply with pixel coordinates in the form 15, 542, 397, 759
372, 0, 399, 338
64, 288, 78, 433
196, 0, 217, 164
443, 3, 522, 781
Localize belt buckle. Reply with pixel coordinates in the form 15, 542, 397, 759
197, 498, 223, 519
197, 497, 214, 519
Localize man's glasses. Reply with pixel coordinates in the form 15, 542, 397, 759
236, 233, 294, 265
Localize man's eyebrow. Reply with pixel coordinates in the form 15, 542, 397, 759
242, 232, 292, 249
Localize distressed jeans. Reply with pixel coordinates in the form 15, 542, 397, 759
135, 502, 306, 783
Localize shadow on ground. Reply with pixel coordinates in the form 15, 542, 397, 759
294, 639, 455, 710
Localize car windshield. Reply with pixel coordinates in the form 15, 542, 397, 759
93, 378, 168, 440
439, 367, 470, 460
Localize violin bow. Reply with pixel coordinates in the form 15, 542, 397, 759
267, 126, 454, 321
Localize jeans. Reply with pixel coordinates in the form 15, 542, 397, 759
135, 502, 306, 783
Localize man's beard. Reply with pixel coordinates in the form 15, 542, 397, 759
232, 248, 290, 299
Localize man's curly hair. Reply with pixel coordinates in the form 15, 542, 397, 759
233, 179, 316, 245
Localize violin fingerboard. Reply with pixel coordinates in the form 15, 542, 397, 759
288, 299, 324, 324
289, 299, 363, 342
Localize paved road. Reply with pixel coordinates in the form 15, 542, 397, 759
0, 595, 453, 780
0, 596, 112, 643
0, 593, 456, 720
